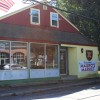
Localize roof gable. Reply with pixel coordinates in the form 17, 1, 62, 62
0, 3, 80, 33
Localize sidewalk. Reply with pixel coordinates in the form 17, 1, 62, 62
0, 77, 100, 97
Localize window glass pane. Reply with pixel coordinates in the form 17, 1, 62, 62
32, 17, 39, 23
31, 9, 39, 23
0, 41, 10, 70
51, 13, 58, 27
30, 43, 45, 69
52, 13, 58, 20
32, 10, 38, 16
46, 44, 58, 68
11, 42, 27, 70
52, 20, 57, 26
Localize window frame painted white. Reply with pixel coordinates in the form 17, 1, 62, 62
50, 12, 59, 28
30, 8, 40, 25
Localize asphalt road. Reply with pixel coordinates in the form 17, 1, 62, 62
0, 83, 100, 100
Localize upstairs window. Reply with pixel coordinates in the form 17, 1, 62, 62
50, 12, 59, 28
30, 8, 40, 25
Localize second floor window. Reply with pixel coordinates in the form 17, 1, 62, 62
30, 9, 40, 25
50, 12, 59, 28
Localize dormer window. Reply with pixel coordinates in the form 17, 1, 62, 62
50, 12, 59, 28
30, 8, 40, 25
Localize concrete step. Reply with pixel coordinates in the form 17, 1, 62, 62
60, 75, 77, 80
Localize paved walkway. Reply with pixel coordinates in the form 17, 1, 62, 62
0, 78, 100, 97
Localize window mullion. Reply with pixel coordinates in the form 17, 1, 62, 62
10, 41, 11, 69
44, 44, 46, 70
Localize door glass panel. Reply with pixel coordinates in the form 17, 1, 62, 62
60, 50, 66, 74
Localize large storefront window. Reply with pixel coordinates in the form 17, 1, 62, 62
46, 44, 58, 68
0, 41, 27, 70
30, 43, 58, 69
0, 41, 10, 70
0, 41, 58, 70
30, 43, 45, 69
11, 42, 27, 70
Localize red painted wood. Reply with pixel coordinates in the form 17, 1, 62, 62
0, 4, 80, 33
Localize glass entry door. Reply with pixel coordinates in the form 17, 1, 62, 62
60, 49, 67, 75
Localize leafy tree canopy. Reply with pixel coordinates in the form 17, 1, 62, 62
58, 0, 100, 53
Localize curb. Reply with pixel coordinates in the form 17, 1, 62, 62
0, 79, 100, 97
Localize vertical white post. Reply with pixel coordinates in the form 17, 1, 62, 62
58, 45, 60, 76
10, 41, 11, 69
27, 42, 30, 79
44, 44, 46, 77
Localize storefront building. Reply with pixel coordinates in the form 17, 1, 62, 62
0, 4, 98, 85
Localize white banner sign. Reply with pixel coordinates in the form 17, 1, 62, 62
79, 61, 97, 72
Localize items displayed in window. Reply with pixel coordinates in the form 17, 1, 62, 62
0, 41, 10, 70
0, 41, 27, 70
30, 43, 45, 69
0, 41, 58, 70
30, 43, 58, 69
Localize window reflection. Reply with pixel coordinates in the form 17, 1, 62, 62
30, 43, 58, 69
0, 41, 58, 70
0, 41, 10, 70
30, 43, 45, 69
46, 45, 58, 68
0, 41, 27, 70
11, 42, 27, 70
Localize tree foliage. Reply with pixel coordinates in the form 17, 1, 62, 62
58, 0, 100, 53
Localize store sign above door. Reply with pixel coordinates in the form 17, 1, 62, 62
79, 61, 97, 72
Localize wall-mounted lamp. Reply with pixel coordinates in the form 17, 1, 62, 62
81, 48, 84, 53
